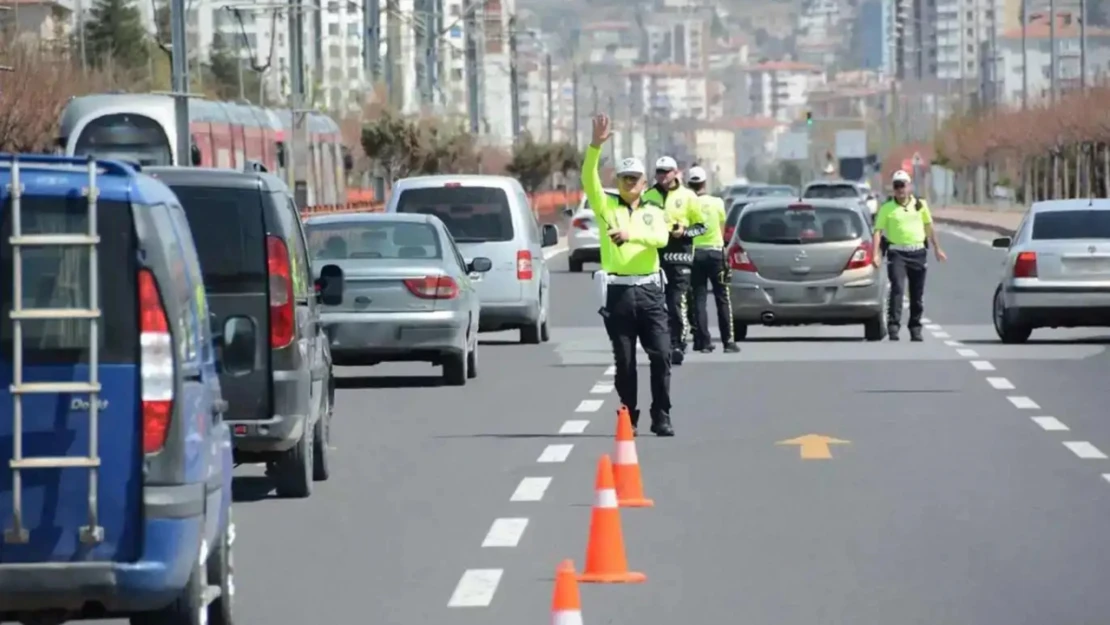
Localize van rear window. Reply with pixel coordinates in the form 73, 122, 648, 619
395, 186, 514, 243
170, 185, 267, 293
1, 196, 138, 364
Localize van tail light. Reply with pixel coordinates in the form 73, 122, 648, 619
267, 235, 295, 349
727, 242, 756, 272
844, 240, 873, 270
139, 268, 174, 455
572, 217, 591, 230
517, 250, 534, 280
723, 226, 735, 242
404, 275, 459, 299
1013, 251, 1038, 278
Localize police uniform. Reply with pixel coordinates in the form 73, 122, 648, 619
686, 167, 740, 353
641, 157, 705, 365
583, 147, 675, 436
874, 171, 934, 341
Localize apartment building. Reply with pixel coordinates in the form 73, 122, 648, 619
994, 11, 1110, 104
624, 64, 709, 120
746, 60, 826, 123
1, 0, 72, 49
934, 0, 1005, 82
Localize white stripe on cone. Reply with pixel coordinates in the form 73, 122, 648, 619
615, 440, 638, 465
594, 487, 618, 509
553, 609, 584, 625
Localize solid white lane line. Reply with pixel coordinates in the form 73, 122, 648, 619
921, 317, 932, 323
559, 420, 590, 434
537, 444, 573, 463
482, 518, 529, 547
448, 569, 503, 607
1032, 416, 1069, 431
944, 340, 963, 347
925, 324, 942, 330
956, 348, 979, 357
604, 365, 615, 375
575, 399, 603, 413
1064, 441, 1108, 460
590, 383, 613, 394
971, 360, 995, 371
932, 331, 951, 338
1008, 396, 1040, 409
986, 377, 1015, 390
510, 477, 552, 501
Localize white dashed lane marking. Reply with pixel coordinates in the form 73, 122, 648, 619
987, 377, 1015, 390
1008, 396, 1041, 409
510, 477, 552, 502
575, 399, 603, 412
559, 420, 590, 434
925, 324, 942, 330
971, 360, 995, 371
604, 365, 615, 375
956, 348, 979, 357
590, 382, 613, 394
1064, 441, 1108, 460
1032, 416, 1070, 431
932, 331, 951, 339
448, 569, 503, 607
481, 518, 529, 547
944, 340, 962, 347
537, 444, 573, 463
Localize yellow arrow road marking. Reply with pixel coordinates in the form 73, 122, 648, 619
776, 434, 851, 460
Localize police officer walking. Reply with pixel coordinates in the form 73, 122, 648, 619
642, 156, 705, 365
584, 114, 675, 437
872, 169, 947, 341
687, 166, 740, 353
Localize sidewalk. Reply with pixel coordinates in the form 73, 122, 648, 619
931, 204, 1026, 235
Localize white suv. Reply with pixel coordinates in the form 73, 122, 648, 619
565, 188, 618, 273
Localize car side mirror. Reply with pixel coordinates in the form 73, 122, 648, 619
562, 205, 575, 217
315, 264, 345, 305
220, 316, 257, 376
541, 223, 559, 247
992, 236, 1012, 248
468, 257, 493, 273
190, 142, 202, 166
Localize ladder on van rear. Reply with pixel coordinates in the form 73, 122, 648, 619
5, 155, 104, 545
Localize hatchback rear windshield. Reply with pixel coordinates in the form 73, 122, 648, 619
170, 185, 266, 293
1032, 210, 1110, 240
803, 184, 861, 200
1, 196, 137, 364
395, 186, 514, 243
747, 186, 796, 198
306, 220, 443, 260
739, 206, 865, 244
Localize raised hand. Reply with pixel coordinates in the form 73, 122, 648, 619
591, 114, 612, 147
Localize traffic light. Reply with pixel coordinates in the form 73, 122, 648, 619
806, 111, 813, 125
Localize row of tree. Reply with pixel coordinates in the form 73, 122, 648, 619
933, 86, 1110, 202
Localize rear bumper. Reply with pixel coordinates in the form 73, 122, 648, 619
1005, 284, 1110, 326
730, 275, 884, 324
230, 368, 308, 454
323, 310, 469, 363
0, 484, 206, 614
478, 300, 540, 332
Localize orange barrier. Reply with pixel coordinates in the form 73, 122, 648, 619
613, 406, 654, 508
550, 560, 585, 624
298, 188, 580, 221
578, 454, 646, 584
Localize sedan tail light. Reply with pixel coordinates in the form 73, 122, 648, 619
727, 242, 756, 272
1013, 251, 1038, 278
844, 240, 873, 270
571, 217, 591, 230
404, 275, 459, 299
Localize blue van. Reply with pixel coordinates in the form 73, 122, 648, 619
0, 155, 251, 624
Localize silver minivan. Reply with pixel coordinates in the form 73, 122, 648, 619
385, 175, 559, 344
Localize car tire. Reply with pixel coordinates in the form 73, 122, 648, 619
274, 421, 313, 498
568, 257, 583, 273
444, 350, 468, 385
993, 285, 1032, 344
130, 541, 206, 625
312, 409, 330, 482
206, 510, 235, 625
732, 321, 748, 341
466, 340, 478, 379
863, 316, 885, 341
520, 317, 542, 344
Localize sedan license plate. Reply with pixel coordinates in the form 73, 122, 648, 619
774, 286, 826, 304
1065, 258, 1110, 274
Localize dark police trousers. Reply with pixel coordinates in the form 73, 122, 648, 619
602, 281, 672, 423
691, 248, 733, 347
886, 248, 928, 330
661, 264, 692, 352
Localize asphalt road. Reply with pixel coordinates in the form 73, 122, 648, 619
109, 226, 1110, 623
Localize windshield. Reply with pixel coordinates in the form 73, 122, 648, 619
73, 113, 172, 166
395, 186, 514, 243
1032, 210, 1110, 240
739, 205, 865, 244
306, 220, 443, 260
803, 184, 862, 200
727, 185, 750, 197
170, 186, 267, 293
748, 186, 796, 198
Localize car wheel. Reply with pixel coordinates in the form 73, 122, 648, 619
444, 350, 468, 385
130, 542, 206, 625
206, 510, 235, 625
520, 317, 542, 344
466, 340, 478, 379
312, 408, 330, 482
993, 285, 1032, 344
863, 315, 884, 341
274, 421, 313, 498
568, 257, 583, 272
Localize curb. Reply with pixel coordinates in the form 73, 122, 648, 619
934, 216, 1016, 237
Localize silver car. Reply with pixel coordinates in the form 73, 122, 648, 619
992, 199, 1110, 343
803, 179, 874, 218
565, 187, 617, 273
727, 199, 886, 340
385, 175, 559, 343
306, 213, 491, 385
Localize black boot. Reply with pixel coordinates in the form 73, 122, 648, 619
671, 348, 685, 366
909, 327, 923, 342
723, 342, 740, 353
629, 409, 641, 436
650, 411, 674, 437
887, 324, 900, 341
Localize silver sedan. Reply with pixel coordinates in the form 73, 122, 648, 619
305, 212, 492, 385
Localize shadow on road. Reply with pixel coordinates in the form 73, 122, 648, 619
478, 338, 525, 346
739, 337, 864, 343
336, 375, 445, 389
960, 337, 1110, 345
232, 476, 274, 503
432, 433, 611, 439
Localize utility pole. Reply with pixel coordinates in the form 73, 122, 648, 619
591, 83, 598, 113
1021, 0, 1028, 109
607, 94, 615, 162
365, 0, 381, 82
1050, 0, 1057, 104
288, 0, 308, 201
571, 66, 579, 149
1081, 0, 1088, 89
508, 15, 521, 144
463, 0, 480, 134
76, 0, 87, 74
545, 52, 553, 142
170, 0, 190, 167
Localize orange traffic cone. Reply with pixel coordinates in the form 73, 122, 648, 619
614, 407, 654, 508
578, 454, 646, 583
551, 559, 584, 625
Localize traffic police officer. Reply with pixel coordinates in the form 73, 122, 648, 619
642, 156, 705, 365
872, 169, 947, 341
584, 114, 675, 437
687, 166, 740, 353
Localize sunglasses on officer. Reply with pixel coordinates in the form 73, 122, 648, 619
893, 181, 907, 190
617, 174, 641, 187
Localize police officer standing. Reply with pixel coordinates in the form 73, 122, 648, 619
687, 166, 740, 353
584, 114, 675, 437
872, 169, 947, 341
642, 156, 705, 366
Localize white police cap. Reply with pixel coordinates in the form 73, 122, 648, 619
687, 166, 707, 184
892, 169, 912, 184
616, 157, 646, 177
655, 156, 678, 171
